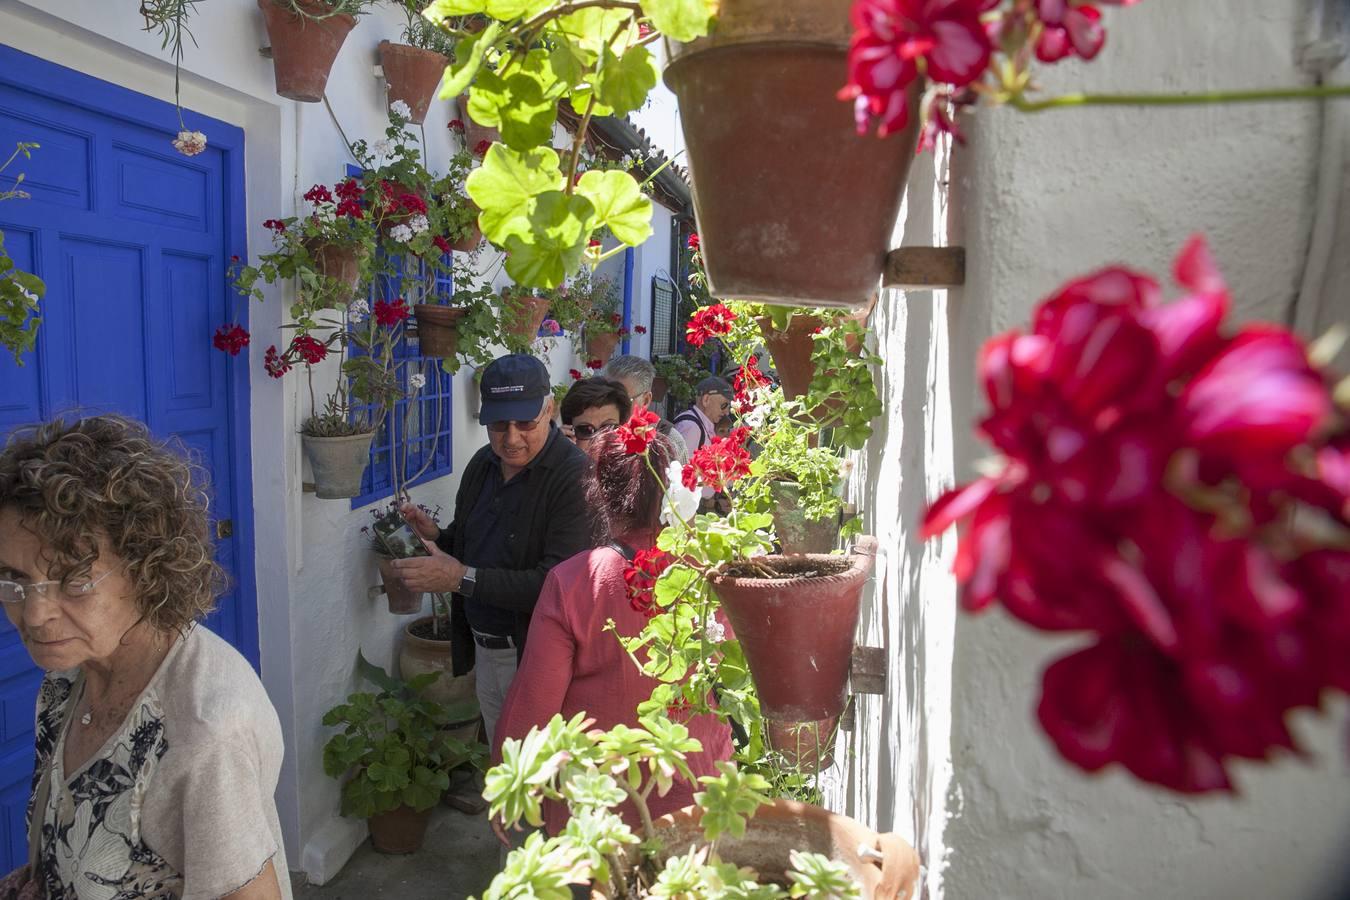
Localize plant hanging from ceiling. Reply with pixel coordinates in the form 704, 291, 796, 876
139, 0, 208, 156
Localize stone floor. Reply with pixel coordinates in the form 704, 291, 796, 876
290, 806, 501, 900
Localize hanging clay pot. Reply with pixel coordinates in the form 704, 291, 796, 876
448, 221, 482, 253
708, 537, 877, 772
258, 0, 357, 103
302, 431, 374, 499
457, 93, 500, 153
378, 40, 448, 125
584, 330, 621, 367
652, 798, 920, 900
413, 304, 468, 358
367, 804, 433, 854
664, 1, 921, 309
769, 480, 840, 556
378, 557, 422, 614
303, 239, 367, 306
502, 293, 550, 343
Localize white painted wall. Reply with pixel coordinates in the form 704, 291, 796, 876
837, 1, 1350, 897
1, 0, 674, 883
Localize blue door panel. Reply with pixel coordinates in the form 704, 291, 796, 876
0, 44, 254, 870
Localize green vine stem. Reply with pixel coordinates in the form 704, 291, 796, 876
1009, 83, 1350, 112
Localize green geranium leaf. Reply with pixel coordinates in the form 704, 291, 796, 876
549, 38, 595, 87
503, 191, 594, 288
575, 170, 652, 247
438, 22, 503, 100
552, 8, 635, 53
497, 56, 565, 149
643, 0, 717, 42
423, 0, 487, 17
594, 45, 658, 118
566, 87, 614, 118
486, 0, 553, 19
466, 144, 563, 244
466, 68, 509, 128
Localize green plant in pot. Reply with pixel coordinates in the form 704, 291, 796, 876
323, 654, 483, 854
500, 282, 552, 351
380, 1, 460, 125
364, 499, 439, 614
652, 354, 698, 407
0, 142, 44, 364
580, 280, 626, 368
480, 713, 919, 898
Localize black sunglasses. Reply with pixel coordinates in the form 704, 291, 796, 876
486, 412, 547, 434
571, 423, 616, 440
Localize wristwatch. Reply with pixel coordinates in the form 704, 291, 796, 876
459, 566, 477, 597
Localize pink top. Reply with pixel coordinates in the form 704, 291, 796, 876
493, 531, 734, 835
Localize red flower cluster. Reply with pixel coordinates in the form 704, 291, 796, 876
473, 140, 491, 157
685, 303, 736, 348
263, 218, 287, 233
569, 369, 583, 381
212, 324, 250, 356
616, 407, 661, 455
335, 178, 365, 219
373, 298, 410, 327
433, 235, 453, 255
264, 345, 292, 379
634, 325, 647, 335
303, 184, 333, 205
686, 233, 700, 251
683, 427, 753, 493
447, 119, 465, 134
921, 236, 1348, 793
290, 334, 328, 365
624, 547, 674, 618
586, 358, 604, 370
732, 355, 771, 407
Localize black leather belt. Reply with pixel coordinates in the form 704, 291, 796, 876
472, 631, 514, 650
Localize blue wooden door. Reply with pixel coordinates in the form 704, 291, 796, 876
0, 46, 256, 870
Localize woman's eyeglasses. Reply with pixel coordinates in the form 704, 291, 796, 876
0, 569, 114, 606
572, 423, 615, 440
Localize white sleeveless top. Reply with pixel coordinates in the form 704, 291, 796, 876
28, 627, 291, 900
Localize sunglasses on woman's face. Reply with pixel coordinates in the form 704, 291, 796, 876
570, 423, 616, 441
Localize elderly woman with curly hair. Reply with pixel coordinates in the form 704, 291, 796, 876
0, 416, 288, 900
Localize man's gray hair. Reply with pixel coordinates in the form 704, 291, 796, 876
606, 354, 656, 394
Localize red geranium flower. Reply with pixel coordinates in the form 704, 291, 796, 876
687, 233, 700, 251
615, 407, 661, 456
634, 325, 647, 335
586, 358, 604, 370
569, 369, 583, 381
335, 178, 363, 202
303, 184, 333, 205
373, 298, 411, 328
433, 235, 453, 255
290, 334, 328, 365
682, 427, 753, 493
624, 547, 674, 618
397, 192, 428, 216
212, 324, 250, 356
473, 140, 491, 157
685, 303, 737, 348
732, 355, 771, 403
263, 345, 292, 379
335, 199, 364, 219
263, 218, 287, 233
447, 119, 465, 134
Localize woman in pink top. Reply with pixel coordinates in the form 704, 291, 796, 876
492, 430, 734, 836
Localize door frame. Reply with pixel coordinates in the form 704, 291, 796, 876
0, 42, 260, 668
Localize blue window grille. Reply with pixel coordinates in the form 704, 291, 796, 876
348, 253, 456, 508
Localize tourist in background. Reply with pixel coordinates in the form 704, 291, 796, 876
672, 375, 732, 453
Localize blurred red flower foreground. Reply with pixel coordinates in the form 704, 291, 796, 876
923, 235, 1349, 793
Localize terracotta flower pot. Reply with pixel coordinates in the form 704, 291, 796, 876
301, 431, 374, 499
378, 557, 422, 614
708, 537, 877, 771
756, 295, 876, 402
585, 331, 621, 367
303, 239, 367, 306
664, 0, 921, 309
770, 481, 839, 556
413, 304, 468, 358
378, 41, 448, 125
399, 616, 478, 736
368, 804, 433, 854
654, 798, 920, 900
651, 375, 669, 403
502, 294, 550, 343
457, 93, 500, 152
448, 221, 482, 253
258, 0, 357, 103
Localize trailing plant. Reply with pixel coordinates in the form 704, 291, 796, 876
580, 273, 626, 340
803, 317, 883, 450
480, 713, 861, 898
419, 0, 717, 288
322, 653, 483, 819
0, 142, 44, 364
139, 0, 206, 155
273, 0, 382, 21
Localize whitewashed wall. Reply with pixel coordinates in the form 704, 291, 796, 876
837, 1, 1350, 898
0, 0, 672, 883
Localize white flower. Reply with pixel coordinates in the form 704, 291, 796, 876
408, 214, 429, 235
389, 223, 414, 243
409, 373, 427, 390
704, 618, 726, 643
348, 298, 369, 324
171, 130, 207, 157
373, 138, 394, 158
647, 146, 660, 158
660, 458, 700, 527
388, 99, 412, 120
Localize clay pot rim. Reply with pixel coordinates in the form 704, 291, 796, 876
413, 303, 470, 323
377, 39, 451, 64
300, 429, 376, 443
259, 0, 357, 27
709, 537, 876, 589
403, 614, 451, 646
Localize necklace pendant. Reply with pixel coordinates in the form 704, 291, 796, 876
80, 711, 92, 726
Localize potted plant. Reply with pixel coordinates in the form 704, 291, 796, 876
379, 1, 456, 125
482, 713, 920, 897
0, 141, 44, 363
653, 355, 698, 407
364, 499, 437, 614
230, 177, 376, 314
501, 283, 551, 346
323, 655, 482, 854
257, 0, 376, 103
580, 276, 626, 367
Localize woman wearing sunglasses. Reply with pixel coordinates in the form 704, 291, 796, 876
0, 416, 288, 900
558, 377, 631, 451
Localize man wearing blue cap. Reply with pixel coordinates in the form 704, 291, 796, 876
393, 353, 593, 744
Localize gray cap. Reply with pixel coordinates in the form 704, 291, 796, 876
695, 376, 733, 398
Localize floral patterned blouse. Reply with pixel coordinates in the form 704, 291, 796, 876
27, 627, 290, 900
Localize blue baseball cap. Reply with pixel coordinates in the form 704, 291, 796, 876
479, 354, 550, 425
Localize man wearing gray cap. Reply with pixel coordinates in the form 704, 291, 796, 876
394, 353, 593, 744
672, 375, 732, 453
